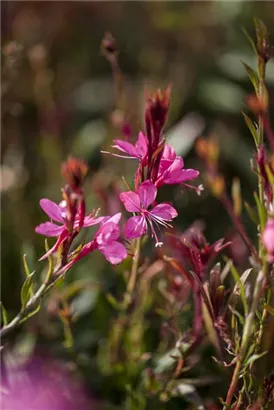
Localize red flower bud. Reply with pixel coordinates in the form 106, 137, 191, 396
61, 157, 88, 191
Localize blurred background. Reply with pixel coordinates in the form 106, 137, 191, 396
1, 2, 274, 409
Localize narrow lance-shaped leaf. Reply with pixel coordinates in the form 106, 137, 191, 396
20, 303, 41, 324
45, 239, 54, 282
242, 27, 257, 54
21, 272, 35, 310
106, 293, 122, 311
245, 351, 267, 367
264, 305, 274, 316
0, 302, 8, 326
242, 112, 259, 147
241, 61, 259, 94
254, 191, 267, 231
265, 164, 274, 185
23, 254, 31, 277
244, 201, 259, 225
226, 258, 249, 317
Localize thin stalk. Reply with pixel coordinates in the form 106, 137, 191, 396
221, 193, 259, 263
109, 237, 142, 362
224, 270, 265, 408
0, 267, 64, 339
122, 237, 141, 310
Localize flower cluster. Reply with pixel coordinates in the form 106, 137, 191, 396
36, 88, 200, 269
36, 158, 127, 268
108, 88, 200, 246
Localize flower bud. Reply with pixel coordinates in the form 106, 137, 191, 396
206, 174, 225, 198
101, 32, 118, 58
61, 157, 88, 191
255, 18, 273, 64
196, 138, 219, 165
145, 86, 171, 145
246, 92, 268, 116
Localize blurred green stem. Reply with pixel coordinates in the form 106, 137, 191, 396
123, 237, 141, 310
109, 237, 142, 363
0, 267, 63, 339
224, 269, 265, 408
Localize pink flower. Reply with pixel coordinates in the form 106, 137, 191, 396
61, 213, 127, 270
35, 198, 103, 259
107, 131, 148, 164
155, 143, 199, 187
93, 213, 127, 264
120, 180, 178, 247
262, 219, 274, 262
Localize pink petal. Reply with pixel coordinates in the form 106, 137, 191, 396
82, 215, 105, 227
39, 230, 68, 261
106, 213, 122, 225
135, 131, 148, 159
40, 199, 63, 222
162, 143, 177, 161
35, 222, 64, 237
112, 140, 138, 157
157, 156, 199, 185
150, 203, 178, 220
137, 180, 157, 208
99, 241, 127, 264
124, 215, 147, 239
158, 154, 183, 180
95, 213, 122, 245
175, 169, 200, 183
120, 191, 141, 212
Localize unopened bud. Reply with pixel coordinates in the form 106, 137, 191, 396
196, 138, 219, 164
255, 18, 273, 64
101, 32, 118, 57
61, 156, 88, 191
145, 86, 171, 141
246, 92, 268, 116
206, 174, 225, 198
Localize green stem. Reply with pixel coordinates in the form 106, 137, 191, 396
108, 238, 142, 363
122, 237, 141, 310
224, 270, 265, 408
0, 267, 63, 339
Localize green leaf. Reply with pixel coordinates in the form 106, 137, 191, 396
265, 164, 274, 185
229, 305, 245, 325
20, 303, 41, 324
245, 351, 267, 367
44, 239, 54, 282
244, 201, 259, 225
242, 27, 257, 54
264, 305, 274, 316
0, 302, 8, 326
228, 259, 248, 316
241, 61, 259, 94
254, 192, 267, 231
105, 293, 122, 311
23, 254, 31, 277
21, 272, 35, 310
242, 112, 259, 147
